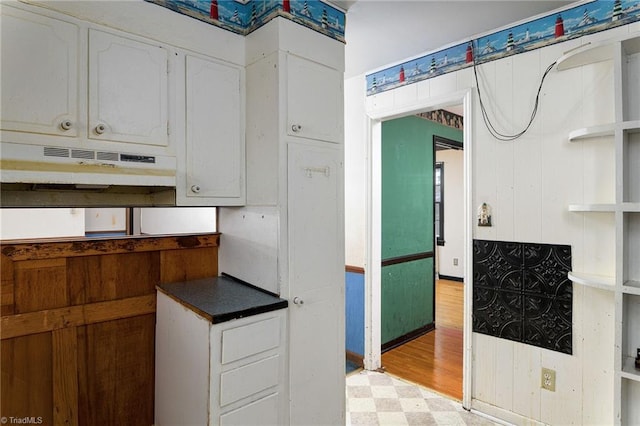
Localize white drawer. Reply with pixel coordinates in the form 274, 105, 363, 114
221, 316, 280, 364
220, 392, 279, 426
220, 355, 279, 406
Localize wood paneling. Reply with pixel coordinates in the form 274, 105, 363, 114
77, 315, 155, 425
1, 295, 156, 340
53, 327, 79, 425
160, 247, 218, 283
1, 253, 15, 315
14, 258, 68, 313
1, 234, 220, 426
1, 333, 53, 423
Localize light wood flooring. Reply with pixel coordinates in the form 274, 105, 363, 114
381, 279, 464, 401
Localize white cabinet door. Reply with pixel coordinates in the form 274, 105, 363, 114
286, 55, 343, 144
1, 7, 79, 137
183, 54, 244, 205
88, 29, 168, 147
287, 141, 345, 425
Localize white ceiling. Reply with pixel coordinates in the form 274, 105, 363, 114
340, 0, 574, 79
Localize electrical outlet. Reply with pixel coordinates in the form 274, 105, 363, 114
541, 368, 556, 391
453, 258, 458, 266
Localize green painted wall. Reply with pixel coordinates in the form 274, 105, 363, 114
381, 115, 462, 345
381, 259, 434, 344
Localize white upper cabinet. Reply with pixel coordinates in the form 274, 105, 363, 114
179, 54, 245, 205
0, 7, 79, 137
286, 54, 343, 144
1, 3, 247, 203
88, 30, 169, 147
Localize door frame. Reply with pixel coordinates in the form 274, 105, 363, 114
364, 88, 473, 409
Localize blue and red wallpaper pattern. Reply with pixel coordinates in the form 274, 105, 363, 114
366, 0, 640, 95
145, 0, 346, 42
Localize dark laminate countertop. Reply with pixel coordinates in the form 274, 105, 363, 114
156, 274, 288, 324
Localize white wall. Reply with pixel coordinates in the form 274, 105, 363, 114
345, 21, 640, 425
436, 149, 464, 279
0, 208, 85, 240
85, 208, 127, 233
344, 76, 367, 267
140, 208, 217, 235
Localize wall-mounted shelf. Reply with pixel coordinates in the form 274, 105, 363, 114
568, 203, 640, 213
568, 204, 616, 212
568, 123, 615, 142
622, 120, 640, 132
556, 32, 640, 71
567, 121, 640, 142
622, 281, 640, 296
621, 357, 640, 382
568, 271, 615, 291
561, 32, 640, 426
622, 203, 640, 212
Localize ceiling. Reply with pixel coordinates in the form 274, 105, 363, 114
339, 0, 574, 79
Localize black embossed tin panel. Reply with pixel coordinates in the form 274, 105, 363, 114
473, 239, 572, 354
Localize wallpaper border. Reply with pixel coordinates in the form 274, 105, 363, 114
366, 0, 640, 95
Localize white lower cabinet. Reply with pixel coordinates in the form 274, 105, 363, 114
155, 291, 287, 426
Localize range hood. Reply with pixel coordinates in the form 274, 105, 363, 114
1, 142, 177, 207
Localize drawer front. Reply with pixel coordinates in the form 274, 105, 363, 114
220, 393, 279, 426
220, 355, 279, 406
221, 316, 280, 364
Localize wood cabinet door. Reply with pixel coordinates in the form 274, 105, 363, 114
287, 141, 345, 425
1, 7, 79, 137
88, 29, 168, 147
183, 54, 244, 205
286, 55, 343, 144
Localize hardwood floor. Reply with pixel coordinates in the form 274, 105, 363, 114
381, 279, 464, 400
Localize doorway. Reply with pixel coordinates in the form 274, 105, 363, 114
381, 131, 464, 400
364, 89, 473, 409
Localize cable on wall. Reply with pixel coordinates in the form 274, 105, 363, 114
471, 43, 557, 141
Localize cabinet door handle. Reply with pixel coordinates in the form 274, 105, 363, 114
94, 124, 106, 135
292, 297, 304, 305
60, 120, 73, 131
191, 185, 201, 193
291, 124, 302, 133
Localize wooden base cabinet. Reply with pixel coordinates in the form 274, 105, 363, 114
155, 292, 287, 426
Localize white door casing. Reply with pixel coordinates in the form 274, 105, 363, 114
364, 89, 474, 409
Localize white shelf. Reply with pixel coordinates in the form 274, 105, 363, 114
568, 271, 615, 291
567, 121, 640, 142
556, 31, 640, 426
621, 357, 640, 382
568, 204, 616, 212
568, 203, 640, 212
556, 32, 640, 71
622, 203, 640, 212
622, 120, 640, 132
568, 123, 614, 142
623, 281, 640, 296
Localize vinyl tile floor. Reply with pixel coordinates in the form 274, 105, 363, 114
346, 370, 500, 426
